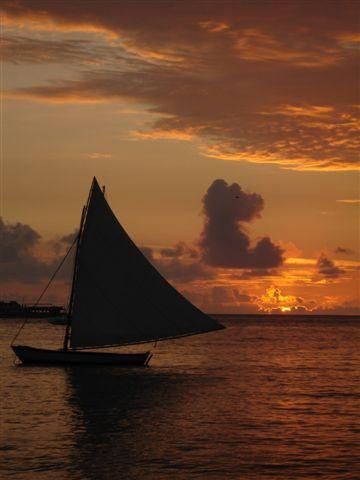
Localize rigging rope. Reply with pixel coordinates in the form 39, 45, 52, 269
10, 235, 78, 347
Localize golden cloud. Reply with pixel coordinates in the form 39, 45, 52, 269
2, 1, 359, 173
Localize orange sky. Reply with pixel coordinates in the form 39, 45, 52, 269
1, 0, 359, 314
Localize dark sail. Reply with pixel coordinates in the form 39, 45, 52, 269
70, 178, 224, 348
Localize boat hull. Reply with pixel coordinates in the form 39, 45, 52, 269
12, 345, 152, 366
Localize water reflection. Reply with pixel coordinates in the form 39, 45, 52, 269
1, 317, 358, 480
66, 367, 191, 480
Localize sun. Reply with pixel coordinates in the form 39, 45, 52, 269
280, 306, 292, 313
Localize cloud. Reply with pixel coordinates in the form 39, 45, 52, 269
256, 284, 360, 315
2, 212, 358, 314
0, 217, 78, 285
1, 35, 123, 66
212, 286, 241, 305
235, 268, 275, 279
84, 152, 112, 159
334, 246, 354, 255
156, 258, 213, 283
141, 178, 284, 281
2, 1, 359, 171
160, 241, 198, 259
314, 299, 360, 316
336, 199, 360, 204
234, 29, 340, 67
0, 217, 53, 282
255, 286, 314, 313
317, 254, 344, 278
49, 229, 78, 261
140, 245, 211, 282
137, 176, 288, 282
183, 285, 258, 314
200, 179, 284, 269
59, 230, 78, 245
181, 278, 360, 315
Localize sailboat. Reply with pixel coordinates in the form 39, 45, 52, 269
12, 178, 224, 366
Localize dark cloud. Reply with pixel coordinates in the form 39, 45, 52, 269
140, 178, 284, 279
3, 1, 358, 46
0, 217, 51, 282
334, 246, 354, 255
233, 291, 253, 303
212, 286, 237, 305
155, 258, 212, 283
193, 286, 257, 314
140, 245, 211, 282
3, 35, 100, 65
50, 229, 78, 256
1, 217, 39, 258
2, 1, 359, 170
0, 217, 77, 283
200, 179, 284, 269
60, 230, 78, 245
160, 241, 198, 259
315, 300, 360, 316
317, 254, 344, 278
9, 68, 359, 171
235, 268, 275, 279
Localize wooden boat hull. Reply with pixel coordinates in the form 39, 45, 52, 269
12, 345, 152, 366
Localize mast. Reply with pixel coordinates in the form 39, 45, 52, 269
62, 205, 87, 351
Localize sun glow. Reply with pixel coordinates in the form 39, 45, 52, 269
256, 286, 312, 313
280, 306, 292, 312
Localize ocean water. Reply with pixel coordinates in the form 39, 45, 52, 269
0, 316, 359, 480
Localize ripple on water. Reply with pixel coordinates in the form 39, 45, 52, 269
0, 316, 359, 480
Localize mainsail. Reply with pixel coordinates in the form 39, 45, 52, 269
70, 178, 224, 349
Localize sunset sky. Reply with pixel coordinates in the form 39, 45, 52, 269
1, 0, 359, 314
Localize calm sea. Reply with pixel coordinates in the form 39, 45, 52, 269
1, 316, 359, 480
